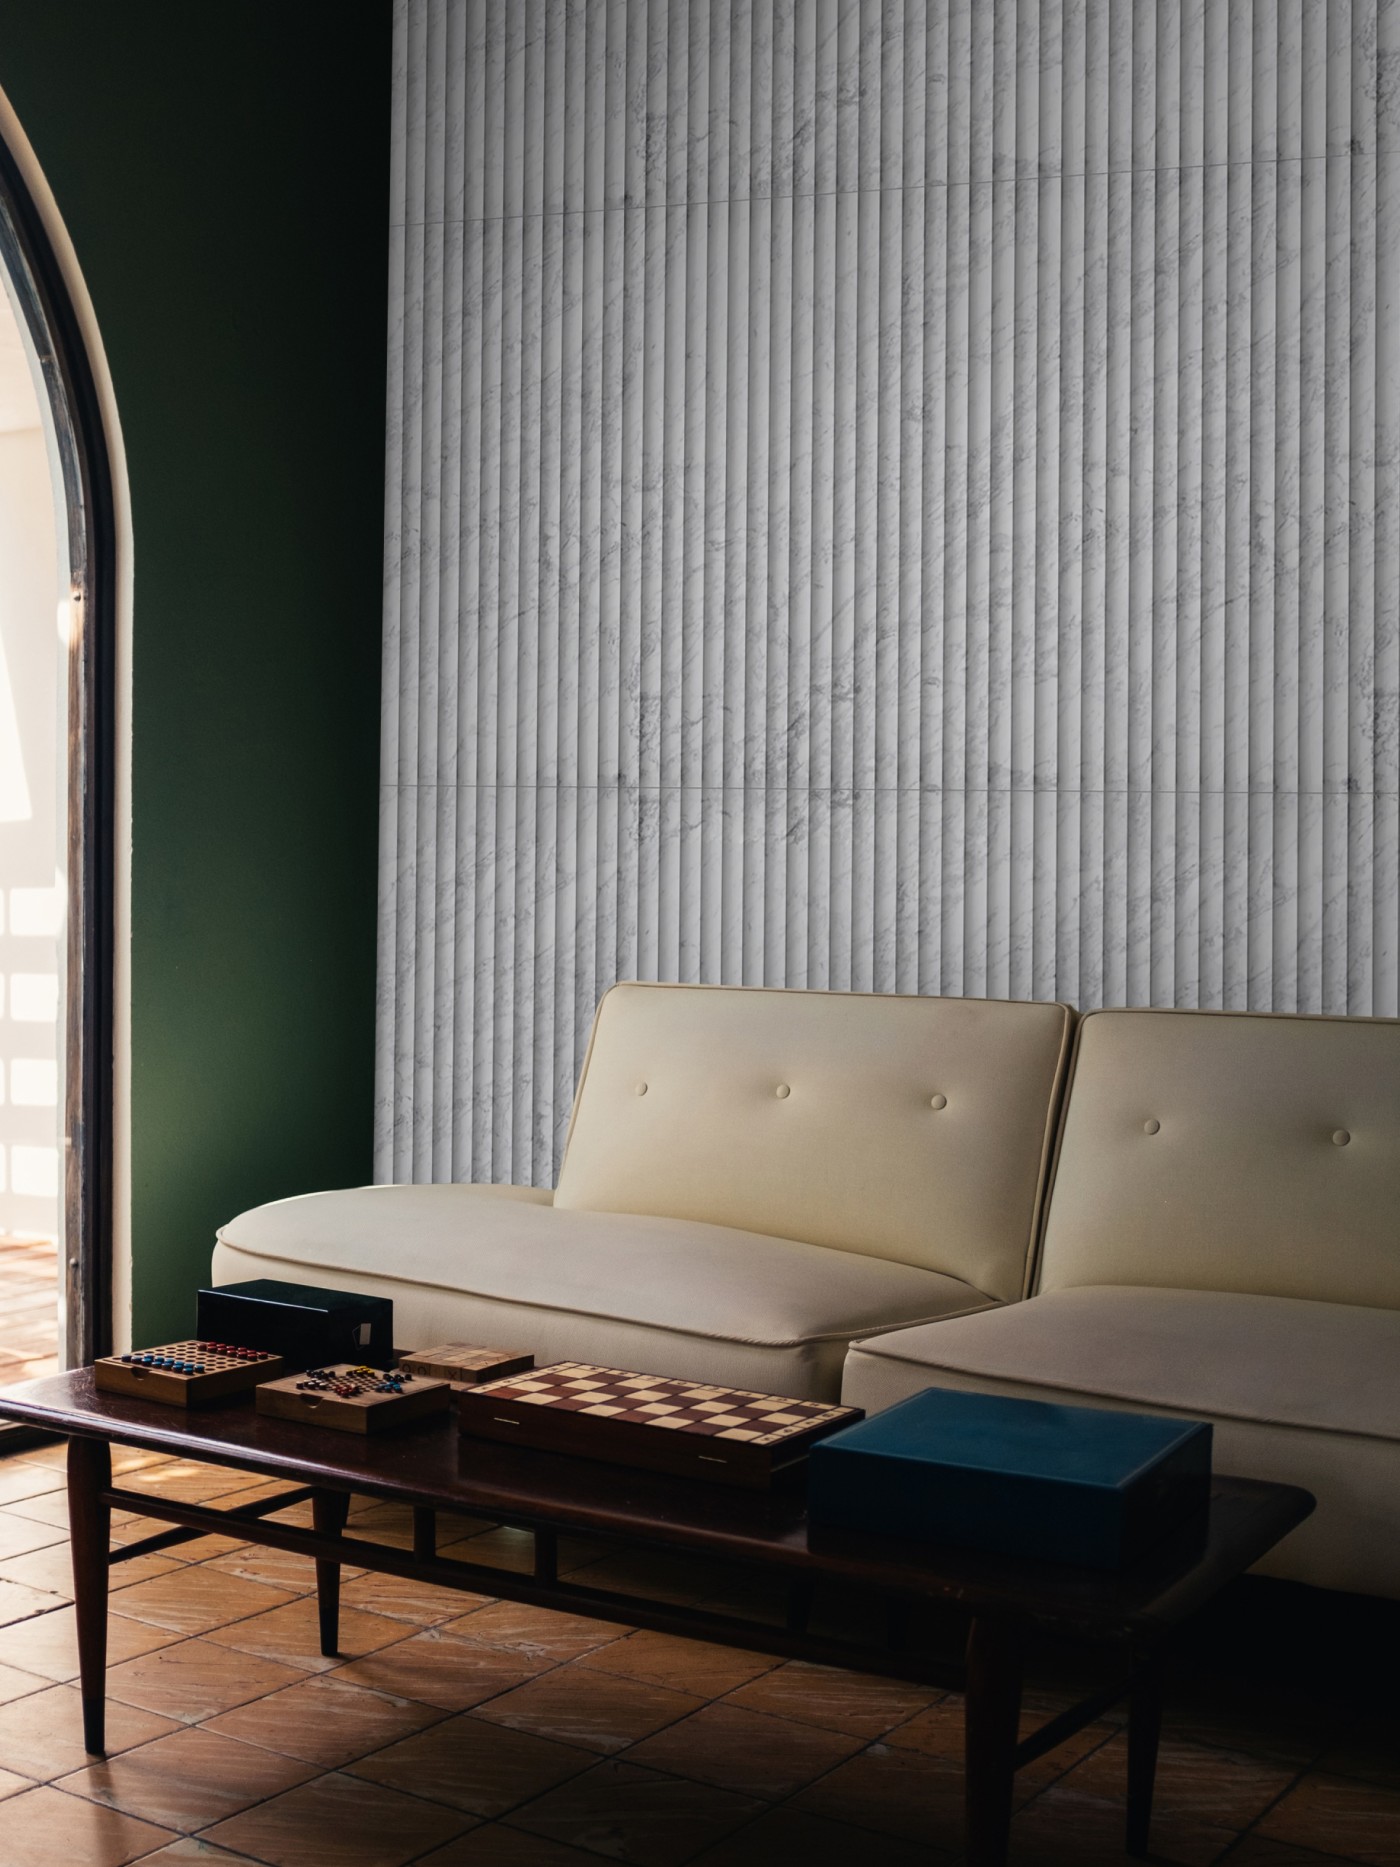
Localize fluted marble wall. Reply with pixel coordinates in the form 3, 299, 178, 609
378, 0, 1400, 1186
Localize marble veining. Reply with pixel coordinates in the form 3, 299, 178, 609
379, 0, 1400, 1185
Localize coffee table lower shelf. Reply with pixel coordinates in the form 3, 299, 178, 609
2, 1373, 1312, 1867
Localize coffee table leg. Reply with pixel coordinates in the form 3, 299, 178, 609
1126, 1652, 1165, 1856
67, 1436, 111, 1756
312, 1489, 350, 1657
413, 1507, 436, 1561
963, 1613, 1023, 1867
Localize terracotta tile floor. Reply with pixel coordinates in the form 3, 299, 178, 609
0, 1443, 1394, 1864
0, 1234, 60, 1389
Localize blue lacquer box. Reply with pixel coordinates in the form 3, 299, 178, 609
807, 1387, 1213, 1570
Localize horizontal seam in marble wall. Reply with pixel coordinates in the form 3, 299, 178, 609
387, 154, 1357, 227
381, 784, 1400, 800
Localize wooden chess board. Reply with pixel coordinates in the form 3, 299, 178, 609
94, 1342, 284, 1408
396, 1343, 535, 1388
457, 1361, 863, 1488
256, 1363, 452, 1435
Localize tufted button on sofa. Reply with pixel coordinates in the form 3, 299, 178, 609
214, 983, 1075, 1398
843, 1007, 1400, 1598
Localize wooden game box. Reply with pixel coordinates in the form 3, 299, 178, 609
456, 1361, 864, 1489
396, 1343, 535, 1389
255, 1363, 452, 1435
94, 1343, 284, 1408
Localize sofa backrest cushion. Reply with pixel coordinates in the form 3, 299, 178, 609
1038, 1007, 1400, 1309
552, 983, 1074, 1303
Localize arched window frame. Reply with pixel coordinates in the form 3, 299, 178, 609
0, 134, 116, 1367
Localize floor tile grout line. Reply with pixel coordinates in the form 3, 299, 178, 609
52, 1676, 464, 1850
545, 1657, 955, 1861
47, 1739, 323, 1858
25, 1531, 494, 1721
987, 1708, 1137, 1833
17, 1780, 186, 1859
1220, 1741, 1347, 1864
55, 1566, 317, 1649
1216, 1791, 1378, 1867
666, 1683, 963, 1865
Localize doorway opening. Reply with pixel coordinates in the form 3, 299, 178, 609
0, 267, 65, 1383
0, 126, 116, 1426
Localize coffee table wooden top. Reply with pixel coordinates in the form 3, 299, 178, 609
0, 1368, 1312, 1642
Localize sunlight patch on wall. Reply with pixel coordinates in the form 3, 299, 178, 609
10, 1144, 57, 1198
0, 629, 30, 823
10, 1058, 57, 1106
8, 881, 63, 937
9, 973, 58, 1022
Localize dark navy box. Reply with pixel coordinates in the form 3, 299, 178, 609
807, 1387, 1212, 1570
196, 1280, 393, 1373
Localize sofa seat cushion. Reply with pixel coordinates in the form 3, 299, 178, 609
842, 1287, 1400, 1596
845, 1287, 1400, 1441
213, 1184, 997, 1401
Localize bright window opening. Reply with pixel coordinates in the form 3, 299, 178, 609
0, 252, 68, 1385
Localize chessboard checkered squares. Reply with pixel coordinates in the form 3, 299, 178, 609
474, 1361, 855, 1448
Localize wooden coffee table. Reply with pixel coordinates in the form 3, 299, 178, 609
0, 1370, 1312, 1866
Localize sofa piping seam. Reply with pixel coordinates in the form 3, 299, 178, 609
1022, 1004, 1078, 1301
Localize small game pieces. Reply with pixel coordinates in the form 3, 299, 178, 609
255, 1362, 451, 1434
93, 1341, 284, 1408
396, 1343, 535, 1389
457, 1361, 863, 1489
294, 1365, 414, 1397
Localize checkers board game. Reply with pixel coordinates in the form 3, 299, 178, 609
256, 1362, 452, 1435
396, 1343, 535, 1388
94, 1342, 284, 1408
457, 1361, 863, 1489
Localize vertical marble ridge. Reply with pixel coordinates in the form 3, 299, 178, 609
378, 0, 1400, 1183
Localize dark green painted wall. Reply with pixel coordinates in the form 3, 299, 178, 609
1, 4, 392, 1341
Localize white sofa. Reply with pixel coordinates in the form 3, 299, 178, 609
217, 989, 1400, 1598
843, 1008, 1400, 1599
214, 982, 1074, 1398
